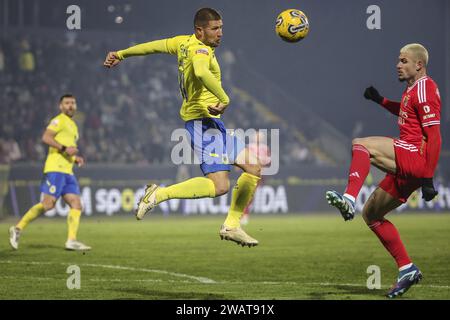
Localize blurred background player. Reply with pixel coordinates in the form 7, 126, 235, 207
103, 8, 262, 247
9, 94, 91, 251
326, 43, 441, 298
241, 130, 271, 225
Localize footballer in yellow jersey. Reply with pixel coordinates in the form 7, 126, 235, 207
9, 94, 91, 251
104, 8, 262, 247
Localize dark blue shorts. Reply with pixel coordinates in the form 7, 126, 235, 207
185, 118, 245, 175
40, 172, 80, 198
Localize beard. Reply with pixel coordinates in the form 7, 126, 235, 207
65, 110, 75, 117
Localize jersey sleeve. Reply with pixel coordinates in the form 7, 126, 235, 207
417, 80, 441, 128
165, 35, 188, 55
423, 125, 441, 178
380, 98, 401, 116
190, 45, 212, 66
46, 117, 63, 133
191, 45, 230, 105
117, 35, 188, 59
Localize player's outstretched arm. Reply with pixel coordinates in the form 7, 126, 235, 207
364, 86, 400, 115
104, 38, 179, 69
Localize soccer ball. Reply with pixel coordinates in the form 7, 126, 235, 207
275, 9, 309, 43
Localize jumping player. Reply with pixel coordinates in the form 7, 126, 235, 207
104, 8, 262, 247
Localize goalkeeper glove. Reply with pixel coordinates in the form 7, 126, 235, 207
364, 86, 384, 104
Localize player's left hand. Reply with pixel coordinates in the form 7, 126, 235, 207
104, 52, 121, 68
75, 156, 85, 167
208, 103, 228, 116
421, 178, 438, 201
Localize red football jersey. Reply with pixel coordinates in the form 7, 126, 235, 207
397, 76, 441, 148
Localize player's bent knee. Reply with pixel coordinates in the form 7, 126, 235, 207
352, 138, 364, 146
352, 137, 372, 150
70, 203, 82, 210
212, 179, 230, 197
362, 205, 385, 225
41, 199, 56, 211
362, 211, 374, 225
245, 164, 262, 177
214, 184, 229, 196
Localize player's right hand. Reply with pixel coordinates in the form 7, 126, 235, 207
421, 178, 438, 201
364, 86, 384, 104
65, 146, 79, 156
75, 156, 85, 167
208, 103, 228, 116
103, 52, 121, 68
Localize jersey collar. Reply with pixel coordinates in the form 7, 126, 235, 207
192, 34, 215, 52
407, 75, 428, 92
60, 112, 74, 122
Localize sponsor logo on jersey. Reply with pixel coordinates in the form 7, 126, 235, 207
399, 110, 408, 119
423, 113, 436, 120
195, 48, 209, 56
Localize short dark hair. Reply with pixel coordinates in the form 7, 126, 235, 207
194, 8, 222, 27
59, 94, 75, 103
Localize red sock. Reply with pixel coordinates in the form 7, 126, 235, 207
344, 144, 370, 200
369, 219, 412, 268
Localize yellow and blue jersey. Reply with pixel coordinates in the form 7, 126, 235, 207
43, 113, 79, 174
117, 34, 230, 122
117, 34, 240, 174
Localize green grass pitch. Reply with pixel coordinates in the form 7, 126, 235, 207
1, 213, 449, 300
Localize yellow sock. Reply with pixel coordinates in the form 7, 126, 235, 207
67, 209, 81, 241
155, 177, 215, 204
224, 173, 261, 228
16, 203, 45, 230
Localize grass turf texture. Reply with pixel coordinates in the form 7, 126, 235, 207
0, 214, 449, 300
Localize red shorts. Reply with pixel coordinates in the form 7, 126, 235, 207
379, 139, 425, 203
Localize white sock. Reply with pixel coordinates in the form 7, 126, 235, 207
399, 263, 413, 272
343, 193, 355, 204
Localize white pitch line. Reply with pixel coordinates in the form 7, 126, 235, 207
79, 263, 216, 284
1, 261, 449, 289
0, 260, 216, 284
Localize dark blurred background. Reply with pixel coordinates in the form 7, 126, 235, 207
1, 0, 449, 166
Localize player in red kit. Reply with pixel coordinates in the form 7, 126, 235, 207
326, 43, 441, 298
